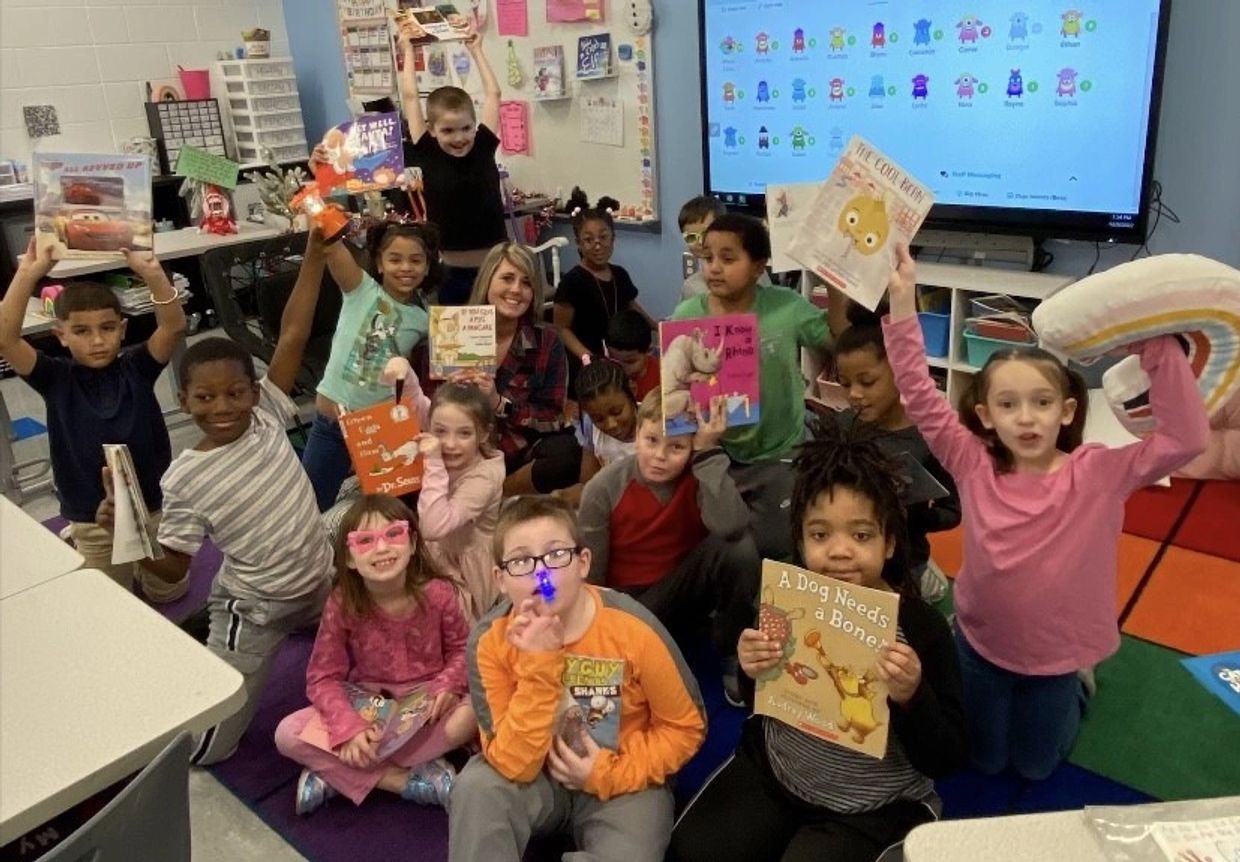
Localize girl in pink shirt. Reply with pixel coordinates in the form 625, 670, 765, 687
882, 245, 1208, 780
275, 495, 478, 814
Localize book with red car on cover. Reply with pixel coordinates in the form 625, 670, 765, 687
298, 683, 432, 759
33, 153, 153, 259
340, 395, 424, 495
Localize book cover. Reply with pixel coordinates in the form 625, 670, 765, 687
428, 305, 497, 379
393, 5, 471, 47
33, 153, 153, 260
556, 653, 625, 753
659, 314, 760, 437
103, 444, 163, 566
1180, 651, 1240, 717
315, 112, 405, 195
765, 181, 822, 274
340, 396, 424, 496
786, 136, 933, 312
576, 33, 612, 79
532, 45, 566, 99
754, 559, 900, 759
298, 683, 433, 760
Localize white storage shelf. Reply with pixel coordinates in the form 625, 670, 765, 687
215, 57, 309, 165
803, 260, 1074, 405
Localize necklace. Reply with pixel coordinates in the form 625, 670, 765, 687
588, 268, 617, 317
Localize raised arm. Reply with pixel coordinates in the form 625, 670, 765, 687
266, 229, 326, 394
0, 238, 54, 376
466, 25, 501, 133
125, 249, 186, 364
396, 27, 427, 142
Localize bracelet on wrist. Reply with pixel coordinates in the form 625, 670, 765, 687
149, 291, 180, 306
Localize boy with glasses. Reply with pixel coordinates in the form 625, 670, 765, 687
678, 195, 772, 299
450, 495, 705, 862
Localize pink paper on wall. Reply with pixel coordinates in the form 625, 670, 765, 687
499, 100, 530, 154
547, 0, 604, 23
496, 0, 528, 36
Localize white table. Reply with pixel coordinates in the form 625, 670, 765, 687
0, 495, 82, 599
47, 222, 283, 279
904, 797, 1240, 861
0, 569, 245, 845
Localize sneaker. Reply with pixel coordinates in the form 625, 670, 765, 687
1077, 666, 1097, 700
722, 658, 746, 709
295, 769, 337, 816
403, 757, 455, 808
918, 559, 949, 603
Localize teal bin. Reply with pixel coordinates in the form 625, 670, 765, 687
963, 331, 1021, 368
918, 312, 950, 357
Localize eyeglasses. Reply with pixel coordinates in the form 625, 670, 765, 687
346, 520, 412, 552
579, 234, 613, 247
498, 546, 581, 577
682, 231, 705, 246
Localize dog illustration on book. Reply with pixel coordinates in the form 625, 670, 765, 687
804, 629, 882, 743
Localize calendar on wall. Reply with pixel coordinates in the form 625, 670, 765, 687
337, 0, 396, 96
144, 99, 227, 176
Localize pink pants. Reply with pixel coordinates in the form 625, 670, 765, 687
274, 706, 454, 805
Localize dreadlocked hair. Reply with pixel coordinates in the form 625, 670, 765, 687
574, 356, 633, 407
791, 417, 917, 599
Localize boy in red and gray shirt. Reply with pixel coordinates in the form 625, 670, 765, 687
578, 388, 760, 702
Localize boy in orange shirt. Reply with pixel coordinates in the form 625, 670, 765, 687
450, 496, 706, 862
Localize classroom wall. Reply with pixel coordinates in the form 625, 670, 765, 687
285, 0, 1240, 319
0, 0, 290, 168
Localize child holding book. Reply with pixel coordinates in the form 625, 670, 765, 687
668, 424, 967, 862
605, 308, 660, 400
670, 213, 831, 562
382, 356, 506, 622
553, 190, 656, 391
449, 495, 706, 862
579, 387, 759, 703
296, 209, 437, 511
0, 239, 186, 599
398, 19, 505, 305
883, 244, 1207, 780
826, 321, 961, 600
96, 232, 337, 765
275, 494, 476, 815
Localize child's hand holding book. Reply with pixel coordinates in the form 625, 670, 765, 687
737, 628, 783, 679
14, 237, 55, 283
692, 394, 729, 451
547, 726, 600, 791
885, 243, 918, 321
96, 465, 117, 531
338, 725, 381, 769
875, 642, 923, 706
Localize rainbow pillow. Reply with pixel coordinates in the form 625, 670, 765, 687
1032, 254, 1240, 416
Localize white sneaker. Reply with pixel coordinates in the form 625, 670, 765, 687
919, 559, 949, 603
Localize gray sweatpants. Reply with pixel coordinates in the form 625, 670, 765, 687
189, 576, 330, 765
448, 755, 674, 862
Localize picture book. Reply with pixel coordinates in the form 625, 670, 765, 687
659, 314, 760, 437
555, 653, 625, 754
1149, 816, 1240, 862
340, 395, 424, 496
298, 683, 432, 760
103, 444, 162, 566
532, 45, 566, 99
576, 33, 612, 79
786, 136, 933, 312
32, 153, 153, 260
314, 112, 404, 195
393, 5, 471, 47
428, 305, 497, 379
754, 559, 899, 759
1180, 650, 1240, 717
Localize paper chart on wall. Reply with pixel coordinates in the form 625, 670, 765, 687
499, 100, 531, 155
547, 0, 604, 23
579, 97, 623, 147
496, 0, 528, 37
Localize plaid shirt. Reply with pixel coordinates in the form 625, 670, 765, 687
495, 322, 567, 457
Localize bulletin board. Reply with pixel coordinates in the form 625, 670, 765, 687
388, 1, 660, 223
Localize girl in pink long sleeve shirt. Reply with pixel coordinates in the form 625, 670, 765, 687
882, 246, 1208, 780
275, 495, 477, 814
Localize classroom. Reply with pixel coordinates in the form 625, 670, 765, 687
0, 1, 1237, 860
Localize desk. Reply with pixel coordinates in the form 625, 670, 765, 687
903, 797, 1240, 862
0, 568, 245, 845
47, 222, 284, 280
0, 495, 82, 599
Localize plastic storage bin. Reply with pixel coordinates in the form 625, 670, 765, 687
918, 312, 950, 357
963, 331, 1020, 368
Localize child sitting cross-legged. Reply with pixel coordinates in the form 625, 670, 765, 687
449, 495, 706, 862
578, 387, 761, 705
275, 494, 477, 815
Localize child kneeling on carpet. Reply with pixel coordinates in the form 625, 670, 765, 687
276, 494, 476, 815
449, 496, 706, 862
668, 424, 967, 862
882, 244, 1208, 780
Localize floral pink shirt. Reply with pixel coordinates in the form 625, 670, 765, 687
306, 580, 469, 747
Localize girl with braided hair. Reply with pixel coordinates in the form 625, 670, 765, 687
669, 419, 966, 862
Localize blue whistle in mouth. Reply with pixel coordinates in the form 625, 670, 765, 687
534, 567, 556, 602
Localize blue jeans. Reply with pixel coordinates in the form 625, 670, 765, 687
301, 412, 354, 512
954, 624, 1084, 780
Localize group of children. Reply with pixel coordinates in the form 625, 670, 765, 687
0, 18, 1213, 861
